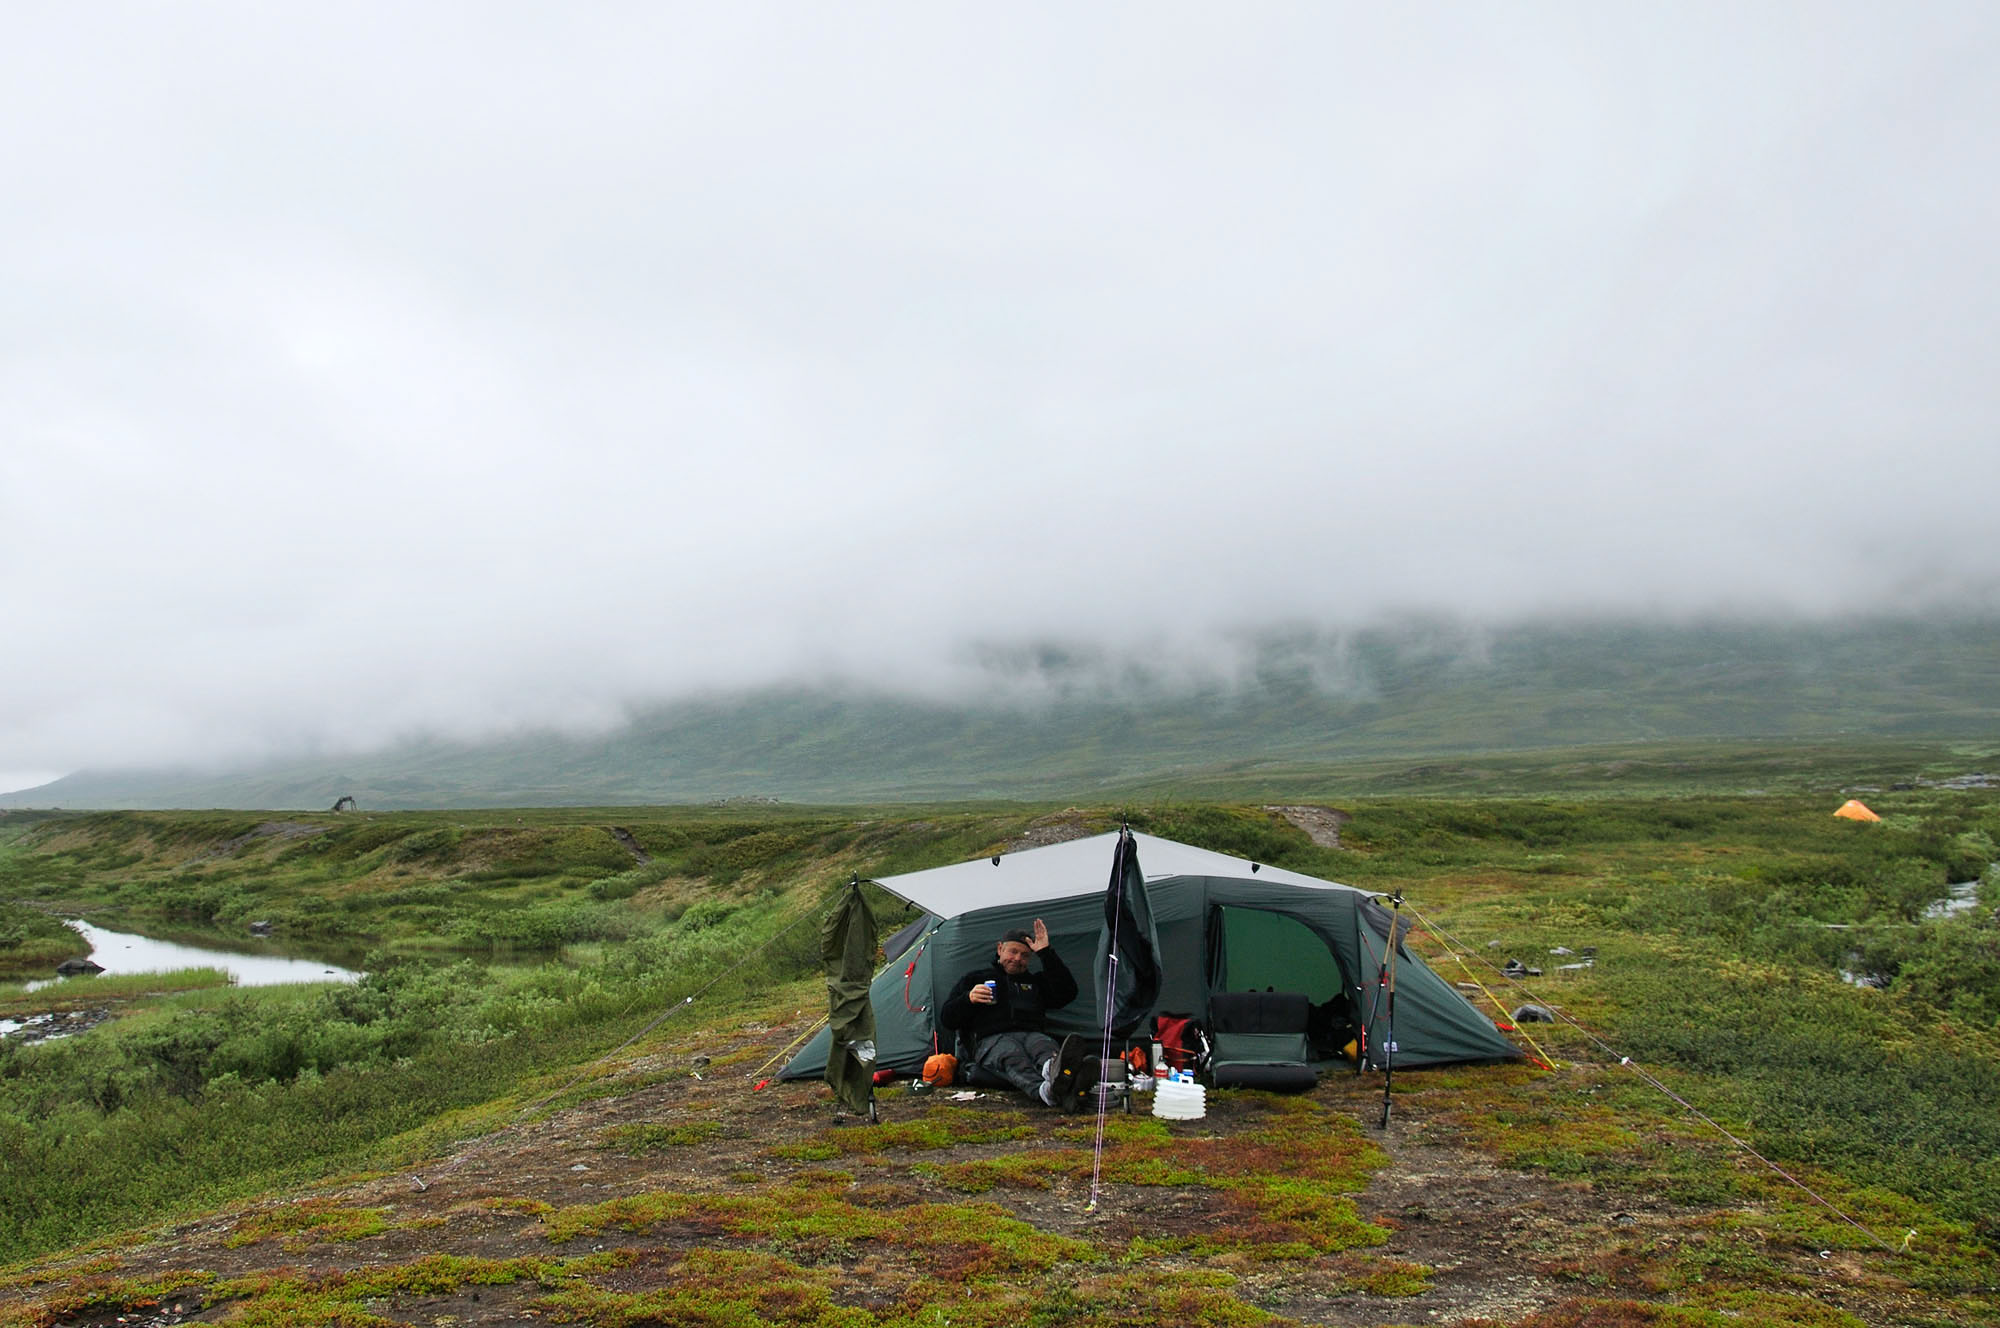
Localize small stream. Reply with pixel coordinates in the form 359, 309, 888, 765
1840, 875, 1990, 988
45, 919, 363, 986
1922, 879, 1983, 921
3, 920, 362, 1042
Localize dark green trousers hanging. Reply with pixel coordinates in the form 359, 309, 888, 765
821, 882, 880, 1115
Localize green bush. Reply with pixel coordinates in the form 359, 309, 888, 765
0, 943, 726, 1261
1885, 920, 2000, 1026
1609, 960, 2000, 1228
0, 902, 85, 972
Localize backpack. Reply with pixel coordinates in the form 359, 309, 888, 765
1154, 1013, 1209, 1073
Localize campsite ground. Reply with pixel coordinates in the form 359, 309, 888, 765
0, 996, 1982, 1328
1, 773, 1997, 1326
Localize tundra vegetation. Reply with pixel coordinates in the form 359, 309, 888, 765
0, 748, 1996, 1325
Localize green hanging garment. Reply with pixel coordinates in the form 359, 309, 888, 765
821, 881, 880, 1116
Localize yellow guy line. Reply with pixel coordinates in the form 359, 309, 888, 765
1439, 939, 1559, 1070
749, 1012, 830, 1082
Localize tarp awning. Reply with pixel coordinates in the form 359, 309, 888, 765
874, 830, 1361, 918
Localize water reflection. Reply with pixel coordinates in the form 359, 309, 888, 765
37, 920, 362, 988
1922, 880, 1982, 921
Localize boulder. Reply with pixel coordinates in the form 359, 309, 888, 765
55, 957, 104, 977
1512, 1003, 1557, 1023
248, 920, 274, 936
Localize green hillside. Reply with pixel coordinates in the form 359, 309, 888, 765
12, 616, 2000, 809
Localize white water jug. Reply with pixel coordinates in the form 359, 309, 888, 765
1152, 1078, 1206, 1120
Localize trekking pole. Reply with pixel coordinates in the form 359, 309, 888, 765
1378, 892, 1403, 1130
1356, 944, 1387, 1077
1354, 979, 1371, 1076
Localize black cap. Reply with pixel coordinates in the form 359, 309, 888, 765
999, 928, 1034, 947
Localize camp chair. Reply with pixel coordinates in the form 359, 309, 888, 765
1206, 991, 1318, 1093
949, 1031, 1025, 1091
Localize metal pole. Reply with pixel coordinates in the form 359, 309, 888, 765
1378, 893, 1404, 1129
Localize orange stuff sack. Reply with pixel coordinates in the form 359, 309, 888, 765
922, 1053, 959, 1087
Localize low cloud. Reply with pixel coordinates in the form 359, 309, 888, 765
4, 5, 1998, 776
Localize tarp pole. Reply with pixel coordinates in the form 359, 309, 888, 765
1088, 825, 1135, 1212
1377, 892, 1403, 1129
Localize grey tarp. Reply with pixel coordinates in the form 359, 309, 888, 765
820, 881, 879, 1115
1095, 828, 1160, 1039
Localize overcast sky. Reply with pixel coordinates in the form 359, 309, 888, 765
5, 3, 1999, 787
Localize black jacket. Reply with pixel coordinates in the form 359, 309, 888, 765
938, 946, 1079, 1046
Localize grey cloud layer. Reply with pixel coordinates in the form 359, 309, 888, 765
4, 4, 1998, 773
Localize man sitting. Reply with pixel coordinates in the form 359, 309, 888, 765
938, 919, 1093, 1109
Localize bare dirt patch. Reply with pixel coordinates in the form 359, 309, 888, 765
1006, 810, 1099, 852
607, 827, 651, 864
188, 821, 327, 863
1267, 805, 1352, 849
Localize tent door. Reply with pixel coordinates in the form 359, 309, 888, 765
1209, 905, 1345, 1004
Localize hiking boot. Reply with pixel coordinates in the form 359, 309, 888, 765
1052, 1036, 1097, 1113
1038, 1054, 1061, 1106
1045, 1036, 1076, 1109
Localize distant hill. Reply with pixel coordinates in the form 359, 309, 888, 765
11, 616, 2000, 808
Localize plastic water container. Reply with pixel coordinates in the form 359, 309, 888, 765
1152, 1078, 1206, 1120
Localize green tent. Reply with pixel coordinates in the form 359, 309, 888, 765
781, 832, 1519, 1081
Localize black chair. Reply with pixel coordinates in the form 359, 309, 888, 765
1206, 991, 1318, 1092
952, 1031, 1016, 1089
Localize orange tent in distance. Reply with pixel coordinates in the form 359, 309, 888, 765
1833, 799, 1882, 822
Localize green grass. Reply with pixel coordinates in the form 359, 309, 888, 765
0, 783, 1996, 1322
595, 1120, 730, 1152
0, 886, 834, 1263
0, 902, 86, 978
0, 967, 233, 1019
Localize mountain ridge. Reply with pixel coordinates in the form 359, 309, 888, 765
12, 615, 2000, 808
